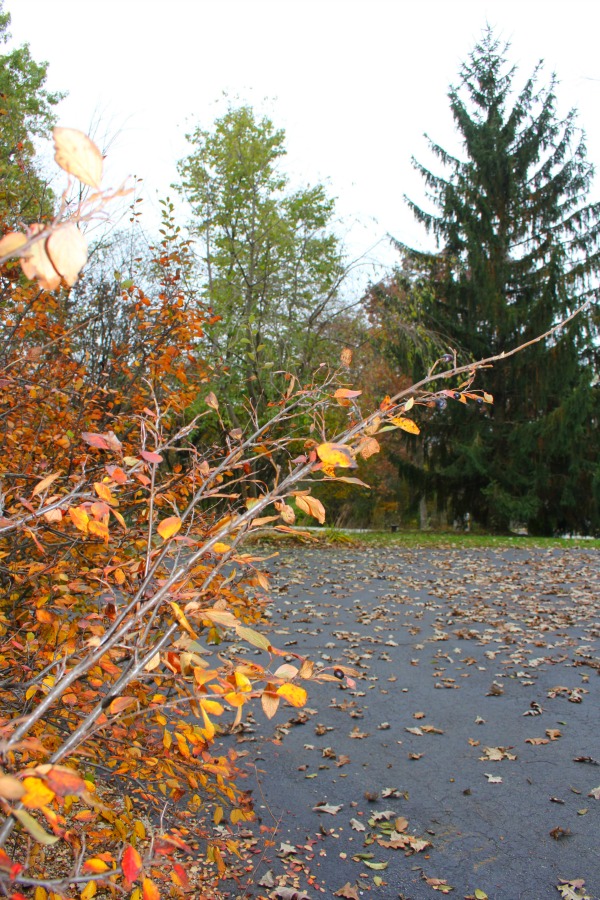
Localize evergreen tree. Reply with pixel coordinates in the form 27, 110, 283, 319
393, 28, 600, 534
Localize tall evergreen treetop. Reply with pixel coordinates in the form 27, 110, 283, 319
392, 29, 600, 534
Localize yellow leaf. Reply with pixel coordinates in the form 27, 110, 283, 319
168, 601, 196, 637
389, 416, 420, 435
69, 506, 89, 533
213, 806, 224, 825
53, 127, 103, 188
295, 494, 326, 524
276, 683, 307, 707
82, 857, 110, 873
157, 516, 182, 540
21, 776, 56, 809
12, 808, 59, 845
212, 542, 230, 554
80, 881, 97, 900
94, 482, 117, 506
46, 223, 88, 286
316, 442, 356, 469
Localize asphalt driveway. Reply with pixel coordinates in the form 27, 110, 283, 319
219, 541, 599, 900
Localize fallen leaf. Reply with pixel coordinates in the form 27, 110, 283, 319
312, 802, 343, 815
334, 883, 360, 900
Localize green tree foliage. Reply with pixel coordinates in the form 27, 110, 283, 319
388, 29, 600, 535
176, 105, 347, 429
0, 2, 64, 223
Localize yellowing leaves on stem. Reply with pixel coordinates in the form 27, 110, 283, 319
53, 127, 103, 189
157, 516, 182, 540
316, 442, 356, 470
389, 416, 420, 434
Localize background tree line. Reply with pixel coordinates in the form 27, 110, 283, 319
2, 10, 599, 536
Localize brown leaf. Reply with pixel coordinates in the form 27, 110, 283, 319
334, 882, 360, 900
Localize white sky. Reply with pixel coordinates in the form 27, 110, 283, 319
8, 0, 600, 281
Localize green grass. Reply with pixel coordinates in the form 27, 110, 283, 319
323, 529, 600, 550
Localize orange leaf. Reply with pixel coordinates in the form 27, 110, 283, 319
316, 442, 356, 469
142, 878, 160, 900
69, 506, 90, 534
108, 697, 136, 716
122, 845, 142, 883
171, 863, 191, 891
295, 494, 326, 524
157, 516, 182, 540
356, 436, 380, 460
31, 765, 86, 798
53, 127, 103, 188
212, 542, 230, 554
31, 471, 61, 499
333, 388, 362, 407
276, 683, 307, 707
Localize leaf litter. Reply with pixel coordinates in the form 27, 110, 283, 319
212, 543, 599, 898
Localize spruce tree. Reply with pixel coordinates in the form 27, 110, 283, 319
395, 28, 600, 534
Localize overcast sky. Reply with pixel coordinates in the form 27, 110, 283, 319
8, 0, 600, 278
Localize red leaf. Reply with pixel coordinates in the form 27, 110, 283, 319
122, 844, 143, 883
82, 432, 112, 450
140, 450, 163, 464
